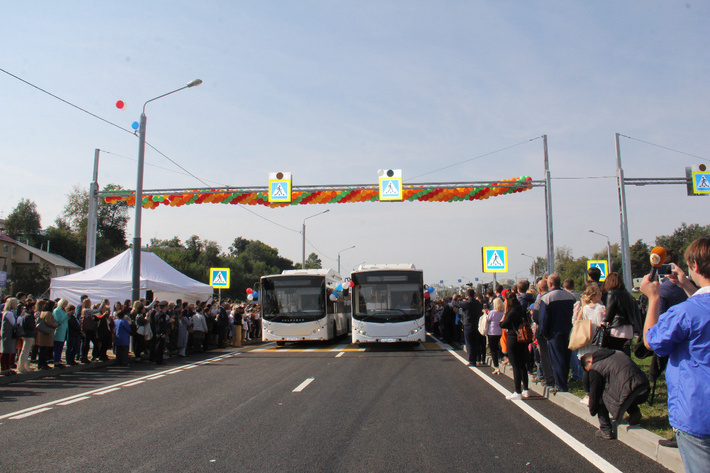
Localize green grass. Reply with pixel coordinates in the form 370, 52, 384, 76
567, 353, 672, 438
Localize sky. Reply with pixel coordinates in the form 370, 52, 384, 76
2, 1, 709, 288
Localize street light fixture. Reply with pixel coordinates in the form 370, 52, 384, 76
588, 229, 612, 275
521, 253, 537, 282
302, 209, 330, 269
337, 245, 356, 273
131, 79, 203, 303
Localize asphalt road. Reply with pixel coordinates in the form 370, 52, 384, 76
0, 338, 671, 473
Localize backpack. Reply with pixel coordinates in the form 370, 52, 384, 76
478, 314, 489, 336
516, 319, 533, 344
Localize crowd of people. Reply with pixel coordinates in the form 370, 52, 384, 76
2, 237, 709, 472
0, 294, 262, 373
425, 237, 710, 473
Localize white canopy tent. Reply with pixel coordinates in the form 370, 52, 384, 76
50, 249, 214, 306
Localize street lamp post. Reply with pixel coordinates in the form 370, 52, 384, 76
131, 79, 203, 303
588, 229, 612, 275
521, 253, 537, 282
301, 209, 330, 269
337, 245, 355, 273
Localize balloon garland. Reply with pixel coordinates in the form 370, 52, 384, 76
103, 176, 533, 210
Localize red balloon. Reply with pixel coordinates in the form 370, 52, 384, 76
116, 100, 125, 109
246, 288, 253, 294
423, 292, 431, 299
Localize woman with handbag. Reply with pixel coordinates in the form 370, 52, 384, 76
36, 300, 58, 370
1, 297, 20, 375
500, 292, 530, 400
576, 284, 606, 405
602, 273, 635, 355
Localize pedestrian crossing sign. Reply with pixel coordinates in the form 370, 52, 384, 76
587, 260, 608, 282
692, 170, 710, 194
482, 246, 508, 273
268, 172, 292, 203
210, 268, 230, 289
378, 169, 403, 201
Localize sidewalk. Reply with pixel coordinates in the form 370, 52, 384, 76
482, 352, 684, 473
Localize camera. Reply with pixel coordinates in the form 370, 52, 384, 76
658, 263, 674, 278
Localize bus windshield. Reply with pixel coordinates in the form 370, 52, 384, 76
261, 276, 326, 322
352, 272, 423, 322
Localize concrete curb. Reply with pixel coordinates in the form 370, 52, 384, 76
492, 358, 684, 473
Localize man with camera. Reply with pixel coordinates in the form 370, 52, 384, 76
641, 237, 710, 473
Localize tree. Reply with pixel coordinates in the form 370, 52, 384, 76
629, 239, 651, 278
304, 252, 322, 269
11, 263, 52, 297
655, 223, 710, 270
62, 184, 129, 262
554, 246, 587, 291
4, 199, 42, 244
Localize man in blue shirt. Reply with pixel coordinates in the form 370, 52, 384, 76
641, 237, 710, 473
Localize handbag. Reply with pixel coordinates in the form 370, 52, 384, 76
568, 319, 592, 350
478, 315, 489, 336
591, 324, 610, 348
36, 316, 52, 335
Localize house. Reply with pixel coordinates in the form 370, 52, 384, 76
0, 233, 82, 279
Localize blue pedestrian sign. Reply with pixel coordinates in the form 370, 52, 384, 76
210, 268, 230, 289
692, 170, 710, 194
482, 247, 508, 273
378, 169, 403, 201
268, 171, 292, 203
587, 260, 608, 282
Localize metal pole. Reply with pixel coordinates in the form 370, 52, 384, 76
130, 79, 202, 303
302, 221, 306, 269
543, 135, 555, 274
85, 148, 100, 269
337, 245, 355, 274
131, 112, 147, 303
615, 133, 633, 290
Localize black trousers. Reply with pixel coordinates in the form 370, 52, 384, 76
463, 325, 480, 363
154, 337, 166, 364
81, 330, 96, 361
508, 336, 529, 393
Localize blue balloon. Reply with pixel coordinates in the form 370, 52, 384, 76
427, 286, 435, 293
131, 121, 139, 130
252, 291, 259, 299
336, 284, 343, 291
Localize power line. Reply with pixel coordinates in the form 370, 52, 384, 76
0, 66, 219, 188
618, 134, 710, 163
406, 136, 543, 181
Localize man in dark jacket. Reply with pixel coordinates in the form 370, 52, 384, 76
154, 301, 169, 365
453, 289, 484, 365
582, 348, 650, 440
538, 274, 576, 392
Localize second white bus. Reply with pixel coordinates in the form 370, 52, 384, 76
350, 264, 426, 344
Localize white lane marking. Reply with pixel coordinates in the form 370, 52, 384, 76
293, 378, 315, 392
335, 352, 345, 358
0, 352, 238, 420
94, 387, 121, 395
9, 407, 52, 419
330, 344, 348, 352
251, 342, 277, 352
434, 335, 622, 473
146, 374, 166, 380
183, 365, 196, 370
123, 380, 145, 387
57, 396, 90, 406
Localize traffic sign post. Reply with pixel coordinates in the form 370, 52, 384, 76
378, 169, 403, 201
587, 260, 608, 282
268, 171, 292, 203
210, 268, 230, 289
482, 247, 508, 273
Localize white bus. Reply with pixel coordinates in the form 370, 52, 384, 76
261, 269, 350, 345
350, 264, 426, 344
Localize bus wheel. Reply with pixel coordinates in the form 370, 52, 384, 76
276, 341, 285, 347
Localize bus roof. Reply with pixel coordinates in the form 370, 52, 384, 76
354, 263, 418, 271
274, 268, 343, 280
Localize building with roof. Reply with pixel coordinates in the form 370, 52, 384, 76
0, 233, 82, 282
